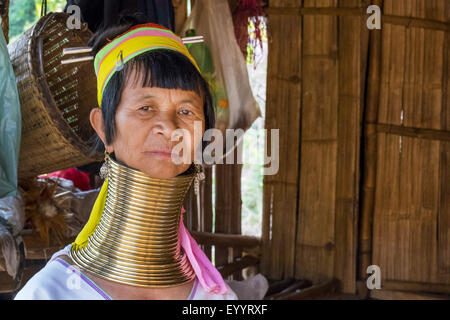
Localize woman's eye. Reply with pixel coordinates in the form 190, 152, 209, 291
139, 106, 151, 111
180, 109, 192, 116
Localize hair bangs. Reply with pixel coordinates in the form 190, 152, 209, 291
121, 49, 206, 99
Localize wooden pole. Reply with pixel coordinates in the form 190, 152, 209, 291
202, 166, 213, 260
217, 255, 259, 278
214, 162, 243, 280
190, 231, 261, 248
173, 0, 187, 36
358, 0, 382, 299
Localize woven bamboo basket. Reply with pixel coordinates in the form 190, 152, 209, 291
7, 12, 102, 182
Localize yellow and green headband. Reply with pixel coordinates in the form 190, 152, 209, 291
94, 23, 201, 107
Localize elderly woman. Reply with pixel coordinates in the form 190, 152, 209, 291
15, 16, 238, 300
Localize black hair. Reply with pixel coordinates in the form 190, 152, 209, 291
88, 14, 215, 155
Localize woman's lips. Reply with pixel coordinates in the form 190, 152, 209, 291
143, 150, 182, 161
143, 150, 172, 160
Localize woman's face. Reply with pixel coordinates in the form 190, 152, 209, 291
93, 69, 205, 179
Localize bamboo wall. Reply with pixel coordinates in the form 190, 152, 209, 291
262, 0, 370, 294
367, 0, 450, 298
263, 0, 450, 296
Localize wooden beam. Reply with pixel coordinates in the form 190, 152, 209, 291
275, 278, 340, 300
376, 123, 450, 142
370, 289, 450, 300
264, 7, 450, 31
382, 280, 450, 295
217, 255, 259, 278
264, 279, 313, 300
190, 231, 261, 248
383, 14, 449, 32
265, 7, 365, 17
214, 162, 243, 279
332, 0, 366, 295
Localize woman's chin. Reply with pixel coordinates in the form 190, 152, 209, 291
138, 162, 188, 179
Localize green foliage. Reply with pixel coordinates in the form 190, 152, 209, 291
9, 0, 36, 40
8, 0, 65, 42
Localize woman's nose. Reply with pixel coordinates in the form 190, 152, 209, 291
151, 112, 177, 138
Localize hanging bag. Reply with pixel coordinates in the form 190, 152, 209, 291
0, 22, 21, 198
181, 0, 261, 134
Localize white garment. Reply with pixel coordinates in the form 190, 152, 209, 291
14, 244, 238, 300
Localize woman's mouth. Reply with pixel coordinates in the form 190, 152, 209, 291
143, 150, 173, 160
144, 149, 182, 160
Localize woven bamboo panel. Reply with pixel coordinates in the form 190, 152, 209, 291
295, 0, 339, 284
262, 0, 302, 281
7, 13, 102, 182
263, 0, 368, 294
371, 0, 450, 292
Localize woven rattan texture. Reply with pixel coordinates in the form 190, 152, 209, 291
8, 13, 101, 182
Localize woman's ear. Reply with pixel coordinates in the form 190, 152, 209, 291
90, 108, 113, 153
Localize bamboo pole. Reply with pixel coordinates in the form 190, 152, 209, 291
264, 279, 312, 300
265, 7, 449, 31
381, 280, 450, 295
437, 0, 450, 278
332, 0, 367, 295
370, 289, 450, 300
214, 162, 243, 280
173, 0, 187, 35
376, 123, 450, 141
217, 255, 259, 278
358, 0, 382, 299
203, 166, 213, 260
265, 7, 365, 16
190, 231, 261, 248
275, 278, 340, 300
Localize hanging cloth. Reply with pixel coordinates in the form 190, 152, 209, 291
64, 0, 175, 33
0, 21, 21, 198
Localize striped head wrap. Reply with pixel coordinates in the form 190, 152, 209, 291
94, 23, 201, 107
